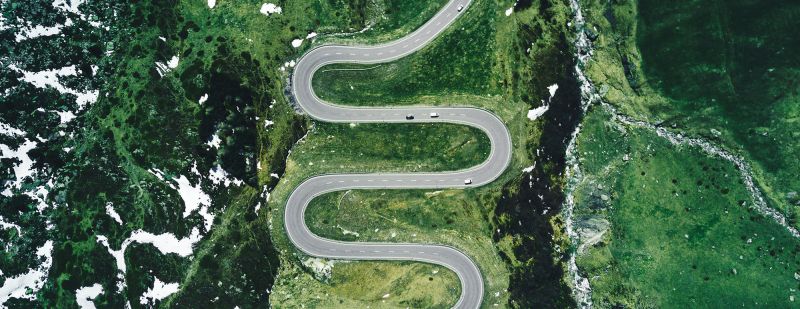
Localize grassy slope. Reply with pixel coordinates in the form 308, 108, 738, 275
265, 0, 511, 308
572, 107, 800, 307
271, 0, 590, 307
29, 0, 450, 307
573, 0, 800, 306
266, 0, 570, 307
580, 0, 800, 227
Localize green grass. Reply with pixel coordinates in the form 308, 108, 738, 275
304, 188, 511, 306
267, 119, 506, 308
572, 107, 800, 307
581, 0, 800, 228
291, 122, 490, 174
316, 0, 449, 45
312, 0, 499, 106
268, 0, 585, 307
271, 260, 460, 308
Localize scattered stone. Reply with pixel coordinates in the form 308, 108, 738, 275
600, 194, 609, 201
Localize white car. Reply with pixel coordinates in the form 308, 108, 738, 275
464, 178, 472, 185
457, 4, 464, 12
430, 112, 440, 118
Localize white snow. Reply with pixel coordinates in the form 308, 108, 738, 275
264, 119, 274, 128
173, 175, 213, 230
206, 133, 221, 149
0, 123, 25, 137
547, 83, 559, 99
0, 241, 53, 305
56, 110, 77, 124
505, 7, 513, 16
208, 0, 216, 8
0, 216, 22, 236
97, 228, 202, 292
291, 39, 303, 48
167, 56, 180, 69
1, 139, 38, 191
522, 164, 535, 173
198, 93, 209, 104
129, 229, 202, 257
105, 202, 123, 225
527, 105, 549, 121
9, 64, 98, 108
260, 3, 282, 16
139, 277, 180, 305
53, 0, 86, 15
306, 32, 317, 39
75, 284, 103, 309
15, 24, 64, 42
208, 165, 243, 188
155, 56, 179, 76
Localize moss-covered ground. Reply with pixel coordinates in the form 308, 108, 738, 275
580, 0, 800, 227
269, 0, 585, 307
570, 0, 800, 307
1, 0, 460, 307
571, 107, 800, 307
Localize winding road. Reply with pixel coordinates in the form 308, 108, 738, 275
285, 1, 512, 307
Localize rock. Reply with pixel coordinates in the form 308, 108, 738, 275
622, 154, 630, 161
710, 128, 722, 137
575, 216, 610, 254
585, 27, 599, 41
731, 268, 737, 275
600, 194, 609, 201
599, 84, 610, 96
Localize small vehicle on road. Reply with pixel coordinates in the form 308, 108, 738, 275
464, 178, 472, 185
457, 4, 464, 12
406, 114, 414, 120
430, 112, 440, 118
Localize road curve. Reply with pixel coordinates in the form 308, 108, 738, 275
285, 1, 512, 308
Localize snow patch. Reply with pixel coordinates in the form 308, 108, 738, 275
206, 133, 221, 149
291, 39, 304, 48
0, 241, 53, 305
527, 105, 549, 121
155, 56, 179, 76
208, 0, 216, 8
96, 229, 201, 292
15, 24, 64, 42
139, 277, 179, 305
105, 202, 123, 225
198, 93, 209, 104
1, 139, 38, 191
522, 164, 535, 173
0, 123, 25, 137
260, 3, 282, 16
548, 83, 559, 99
208, 165, 243, 187
75, 283, 103, 309
9, 64, 98, 108
174, 175, 213, 231
56, 110, 77, 124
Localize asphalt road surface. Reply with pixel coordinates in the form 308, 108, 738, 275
286, 0, 512, 307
